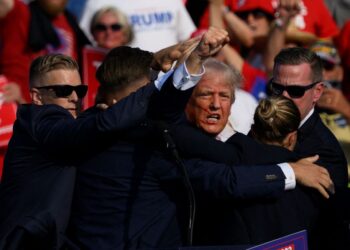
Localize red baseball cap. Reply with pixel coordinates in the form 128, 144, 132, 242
235, 0, 277, 16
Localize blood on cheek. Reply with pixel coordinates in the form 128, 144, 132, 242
198, 106, 214, 124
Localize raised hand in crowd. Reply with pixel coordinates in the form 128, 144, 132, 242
1, 82, 25, 104
0, 0, 13, 18
209, 0, 255, 47
277, 0, 301, 21
317, 88, 350, 124
264, 0, 302, 74
289, 155, 334, 199
281, 0, 317, 45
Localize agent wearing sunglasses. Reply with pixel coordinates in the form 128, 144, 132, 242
271, 47, 348, 250
0, 27, 231, 249
1, 53, 163, 250
31, 72, 87, 118
271, 48, 325, 122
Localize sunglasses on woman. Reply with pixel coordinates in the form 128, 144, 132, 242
36, 85, 88, 98
237, 9, 273, 21
94, 23, 123, 32
269, 79, 320, 99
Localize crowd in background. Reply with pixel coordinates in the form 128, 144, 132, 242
0, 0, 350, 249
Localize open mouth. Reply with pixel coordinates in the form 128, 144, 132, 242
206, 114, 220, 124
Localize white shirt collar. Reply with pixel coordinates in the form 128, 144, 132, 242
299, 108, 314, 128
216, 121, 236, 142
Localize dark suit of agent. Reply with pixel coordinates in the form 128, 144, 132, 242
270, 47, 349, 249
69, 132, 289, 249
0, 50, 195, 250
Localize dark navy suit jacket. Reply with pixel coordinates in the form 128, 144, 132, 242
169, 123, 303, 246
0, 83, 159, 250
294, 111, 349, 250
68, 130, 288, 250
229, 112, 349, 250
239, 111, 349, 249
170, 112, 349, 249
170, 123, 297, 166
295, 111, 348, 188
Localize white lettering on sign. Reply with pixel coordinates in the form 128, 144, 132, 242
130, 12, 173, 29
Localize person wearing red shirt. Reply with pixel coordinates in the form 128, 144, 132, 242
288, 0, 339, 40
0, 0, 90, 103
335, 20, 350, 101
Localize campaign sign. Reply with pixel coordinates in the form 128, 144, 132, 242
247, 230, 308, 250
82, 45, 108, 109
0, 75, 17, 147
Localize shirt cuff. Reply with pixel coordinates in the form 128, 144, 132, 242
153, 62, 205, 91
278, 163, 296, 190
153, 69, 174, 90
173, 62, 205, 90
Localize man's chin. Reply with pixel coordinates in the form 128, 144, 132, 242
201, 125, 222, 136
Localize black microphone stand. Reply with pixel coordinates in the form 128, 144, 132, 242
160, 124, 196, 246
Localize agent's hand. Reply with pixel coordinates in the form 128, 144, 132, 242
289, 155, 334, 199
151, 36, 201, 72
96, 99, 117, 109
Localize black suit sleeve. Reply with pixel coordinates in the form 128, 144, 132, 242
170, 124, 243, 164
148, 73, 194, 124
170, 124, 298, 165
153, 157, 286, 200
31, 83, 157, 151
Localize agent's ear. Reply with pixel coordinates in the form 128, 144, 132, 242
313, 82, 325, 102
283, 131, 298, 151
30, 88, 43, 105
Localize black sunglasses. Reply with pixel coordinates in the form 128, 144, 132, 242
269, 79, 320, 98
237, 9, 272, 20
36, 85, 88, 98
94, 23, 123, 32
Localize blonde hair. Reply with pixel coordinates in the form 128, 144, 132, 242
90, 6, 134, 45
29, 54, 79, 88
251, 96, 301, 145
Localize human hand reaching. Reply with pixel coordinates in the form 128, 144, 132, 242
289, 155, 334, 199
151, 36, 201, 72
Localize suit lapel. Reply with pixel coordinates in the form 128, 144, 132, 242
296, 112, 319, 146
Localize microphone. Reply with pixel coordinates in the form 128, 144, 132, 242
154, 121, 177, 151
152, 120, 196, 246
153, 121, 184, 163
